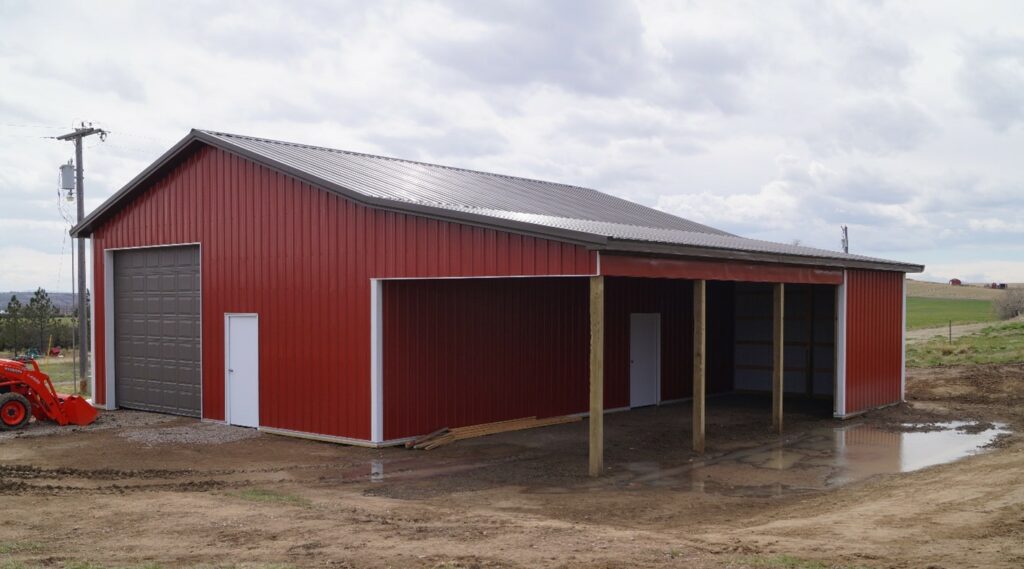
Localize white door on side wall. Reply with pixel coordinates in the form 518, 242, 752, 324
629, 313, 661, 408
225, 314, 259, 428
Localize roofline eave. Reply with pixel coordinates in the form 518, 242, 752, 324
599, 239, 925, 274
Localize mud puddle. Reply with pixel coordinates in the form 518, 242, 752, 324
321, 421, 1010, 498
620, 421, 1009, 495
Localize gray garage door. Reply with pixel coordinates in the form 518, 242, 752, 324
113, 245, 201, 416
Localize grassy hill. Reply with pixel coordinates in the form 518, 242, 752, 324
905, 279, 1009, 329
907, 297, 996, 329
906, 279, 1005, 301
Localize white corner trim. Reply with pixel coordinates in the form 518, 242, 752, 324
370, 279, 384, 444
834, 270, 848, 418
103, 249, 116, 410
88, 241, 97, 404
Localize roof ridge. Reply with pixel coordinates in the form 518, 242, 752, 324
200, 129, 621, 197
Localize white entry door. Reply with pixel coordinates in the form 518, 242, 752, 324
629, 313, 661, 408
226, 314, 259, 428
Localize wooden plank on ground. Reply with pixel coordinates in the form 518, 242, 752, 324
410, 415, 582, 450
406, 427, 448, 448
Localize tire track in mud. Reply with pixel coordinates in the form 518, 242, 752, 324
0, 479, 238, 495
0, 463, 348, 496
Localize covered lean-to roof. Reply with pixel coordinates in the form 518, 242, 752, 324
73, 129, 923, 273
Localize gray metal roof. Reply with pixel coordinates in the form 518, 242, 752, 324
202, 130, 731, 236
72, 129, 924, 273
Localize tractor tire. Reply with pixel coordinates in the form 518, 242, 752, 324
0, 392, 31, 431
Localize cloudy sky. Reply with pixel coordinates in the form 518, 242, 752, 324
2, 0, 1023, 291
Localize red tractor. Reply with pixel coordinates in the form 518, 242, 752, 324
0, 357, 97, 430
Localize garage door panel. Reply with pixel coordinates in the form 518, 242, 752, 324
114, 245, 201, 417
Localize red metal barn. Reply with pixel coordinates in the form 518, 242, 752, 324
73, 130, 922, 466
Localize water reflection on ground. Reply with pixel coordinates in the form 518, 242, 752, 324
624, 421, 1008, 495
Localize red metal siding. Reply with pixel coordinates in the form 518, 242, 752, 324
383, 276, 736, 440
383, 278, 590, 439
91, 145, 596, 440
601, 254, 844, 284
845, 269, 904, 413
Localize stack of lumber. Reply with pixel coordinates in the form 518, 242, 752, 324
406, 414, 581, 450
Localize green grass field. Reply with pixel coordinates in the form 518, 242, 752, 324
906, 297, 995, 329
907, 321, 1024, 367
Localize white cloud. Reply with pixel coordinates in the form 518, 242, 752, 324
811, 96, 938, 155
967, 218, 1024, 233
1, 0, 1023, 289
958, 35, 1024, 131
0, 246, 78, 292
920, 260, 1024, 284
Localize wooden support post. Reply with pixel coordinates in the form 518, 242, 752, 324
772, 282, 785, 434
693, 279, 707, 453
589, 275, 605, 477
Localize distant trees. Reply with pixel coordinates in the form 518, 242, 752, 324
1, 289, 72, 353
995, 289, 1024, 320
24, 288, 60, 352
2, 295, 25, 355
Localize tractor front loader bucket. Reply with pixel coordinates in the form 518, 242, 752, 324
58, 394, 98, 426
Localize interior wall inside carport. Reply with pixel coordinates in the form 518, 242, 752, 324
733, 283, 836, 399
603, 277, 735, 404
382, 276, 737, 441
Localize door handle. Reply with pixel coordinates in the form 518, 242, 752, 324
229, 369, 234, 373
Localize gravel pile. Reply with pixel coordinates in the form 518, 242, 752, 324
119, 422, 261, 446
0, 409, 174, 441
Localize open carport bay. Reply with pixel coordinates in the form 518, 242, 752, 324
2, 365, 1023, 569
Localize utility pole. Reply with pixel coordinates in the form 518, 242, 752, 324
56, 123, 107, 392
841, 225, 849, 254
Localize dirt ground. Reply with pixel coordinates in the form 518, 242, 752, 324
3, 366, 1024, 569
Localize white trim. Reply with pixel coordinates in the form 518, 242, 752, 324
103, 242, 202, 252
102, 242, 203, 416
224, 313, 259, 427
595, 250, 601, 275
370, 279, 384, 443
900, 275, 907, 401
87, 241, 96, 404
103, 249, 115, 410
834, 270, 848, 418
